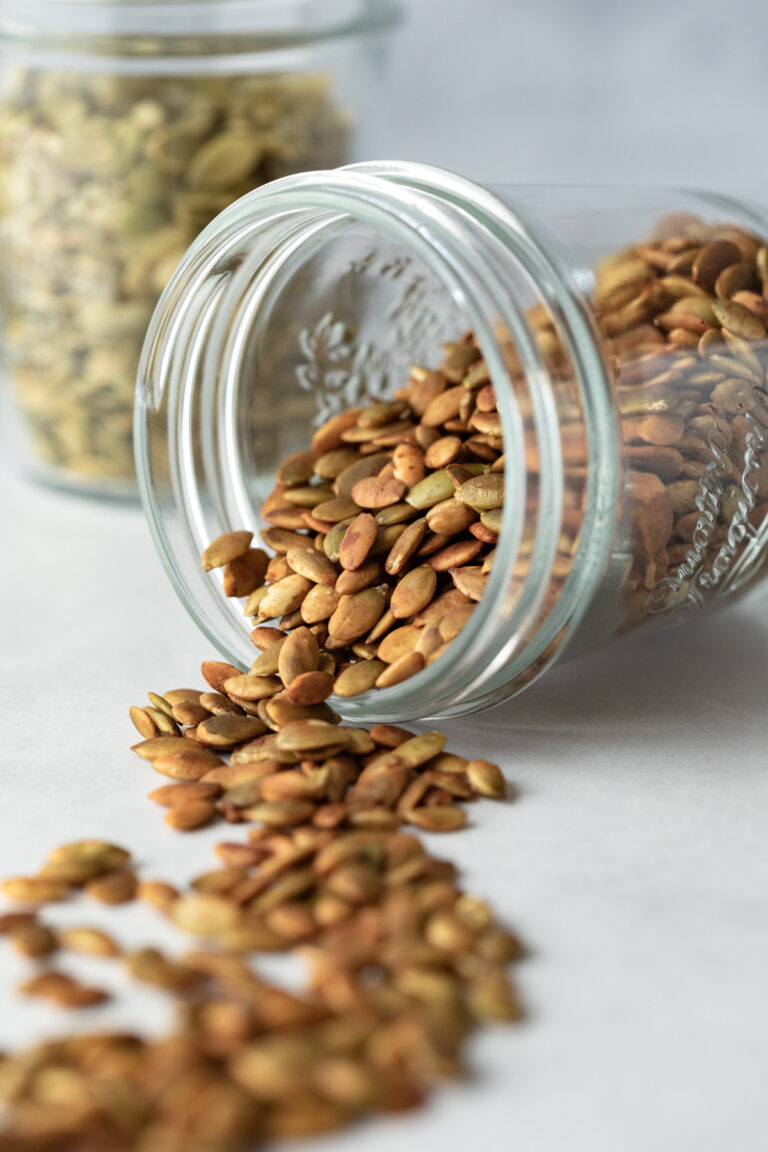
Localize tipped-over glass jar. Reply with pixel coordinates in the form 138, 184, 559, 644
0, 0, 400, 495
135, 163, 768, 720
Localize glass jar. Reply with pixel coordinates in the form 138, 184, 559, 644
135, 162, 768, 720
0, 0, 400, 496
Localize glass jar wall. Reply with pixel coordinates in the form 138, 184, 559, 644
0, 0, 400, 495
136, 163, 768, 720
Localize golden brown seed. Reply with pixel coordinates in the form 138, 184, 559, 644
456, 473, 504, 510
369, 724, 415, 747
421, 384, 465, 427
333, 660, 387, 697
19, 972, 109, 1009
404, 807, 467, 832
286, 546, 338, 585
165, 801, 216, 831
424, 911, 474, 953
377, 625, 421, 664
390, 565, 438, 619
222, 674, 281, 701
243, 586, 271, 617
250, 626, 286, 650
47, 840, 130, 872
222, 548, 269, 597
429, 538, 483, 572
138, 880, 180, 912
712, 298, 766, 340
312, 408, 363, 453
406, 469, 456, 509
313, 495, 362, 523
38, 859, 103, 886
466, 759, 507, 799
425, 497, 477, 536
714, 261, 758, 300
438, 604, 475, 641
328, 587, 387, 644
196, 715, 268, 747
132, 735, 203, 760
129, 705, 158, 739
199, 694, 243, 720
338, 512, 379, 570
350, 476, 407, 509
148, 782, 221, 807
258, 574, 314, 619
86, 871, 138, 905
259, 771, 326, 802
146, 691, 175, 718
300, 583, 342, 624
11, 923, 58, 957
171, 700, 211, 727
691, 239, 742, 291
202, 530, 253, 571
333, 561, 379, 597
172, 893, 241, 935
265, 698, 337, 729
450, 566, 488, 601
384, 517, 428, 576
278, 626, 320, 685
242, 801, 315, 827
0, 911, 38, 934
152, 748, 224, 781
60, 927, 120, 957
286, 670, 335, 706
425, 435, 462, 469
214, 841, 267, 867
277, 449, 319, 486
467, 973, 523, 1022
276, 720, 348, 754
392, 442, 426, 486
262, 526, 315, 553
249, 637, 287, 676
0, 877, 70, 904
201, 660, 244, 692
375, 651, 426, 688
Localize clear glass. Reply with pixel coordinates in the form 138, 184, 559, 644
0, 0, 400, 496
136, 162, 768, 720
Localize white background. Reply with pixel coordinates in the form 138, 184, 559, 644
2, 2, 768, 1150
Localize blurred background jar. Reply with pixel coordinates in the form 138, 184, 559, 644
0, 0, 400, 497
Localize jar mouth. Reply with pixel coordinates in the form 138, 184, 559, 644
0, 0, 402, 47
136, 164, 618, 721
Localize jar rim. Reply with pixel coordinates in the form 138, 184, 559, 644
0, 0, 402, 44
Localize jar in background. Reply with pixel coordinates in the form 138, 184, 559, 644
0, 0, 400, 496
135, 163, 768, 719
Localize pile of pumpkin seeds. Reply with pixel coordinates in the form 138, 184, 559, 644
593, 216, 768, 624
0, 65, 349, 486
0, 530, 514, 1147
130, 670, 506, 835
0, 690, 518, 1148
203, 333, 503, 698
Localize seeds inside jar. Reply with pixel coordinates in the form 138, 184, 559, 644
0, 65, 350, 486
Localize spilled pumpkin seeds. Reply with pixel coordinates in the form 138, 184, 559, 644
202, 334, 504, 699
0, 684, 520, 1148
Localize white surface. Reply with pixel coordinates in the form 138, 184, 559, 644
2, 451, 768, 1152
381, 0, 768, 196
3, 1, 768, 1148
